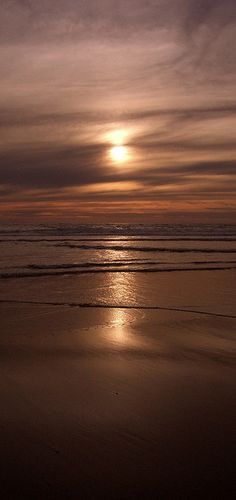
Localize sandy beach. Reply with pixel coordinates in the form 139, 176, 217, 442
0, 268, 235, 498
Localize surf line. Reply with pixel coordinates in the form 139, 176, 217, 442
0, 299, 236, 320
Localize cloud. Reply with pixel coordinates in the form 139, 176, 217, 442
0, 0, 235, 222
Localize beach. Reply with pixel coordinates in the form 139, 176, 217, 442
0, 225, 235, 498
2, 0, 236, 495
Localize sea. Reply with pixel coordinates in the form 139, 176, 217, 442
0, 223, 236, 316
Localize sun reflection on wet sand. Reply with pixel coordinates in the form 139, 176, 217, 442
102, 271, 144, 349
109, 308, 128, 345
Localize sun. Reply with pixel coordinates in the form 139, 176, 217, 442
110, 145, 127, 163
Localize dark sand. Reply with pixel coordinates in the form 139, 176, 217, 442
0, 271, 235, 498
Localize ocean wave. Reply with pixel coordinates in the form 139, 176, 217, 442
1, 237, 236, 243
52, 243, 236, 253
1, 223, 236, 237
1, 265, 236, 279
27, 260, 236, 270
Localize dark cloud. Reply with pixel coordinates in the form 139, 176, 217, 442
0, 144, 109, 188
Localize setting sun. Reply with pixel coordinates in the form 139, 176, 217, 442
110, 145, 128, 163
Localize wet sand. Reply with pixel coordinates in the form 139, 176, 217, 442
0, 278, 235, 498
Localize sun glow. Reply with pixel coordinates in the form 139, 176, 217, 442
106, 129, 129, 146
110, 145, 128, 163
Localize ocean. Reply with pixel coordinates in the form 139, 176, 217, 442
1, 223, 236, 315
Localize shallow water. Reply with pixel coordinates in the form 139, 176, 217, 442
1, 223, 236, 281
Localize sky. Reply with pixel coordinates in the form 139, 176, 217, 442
0, 0, 236, 223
